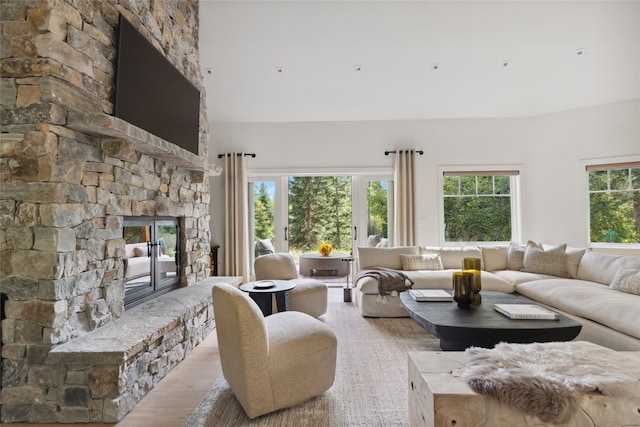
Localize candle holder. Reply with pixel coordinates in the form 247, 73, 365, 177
453, 271, 474, 308
462, 257, 482, 305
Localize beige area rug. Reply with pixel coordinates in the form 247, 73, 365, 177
186, 292, 440, 426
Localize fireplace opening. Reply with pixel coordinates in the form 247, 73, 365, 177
123, 217, 180, 309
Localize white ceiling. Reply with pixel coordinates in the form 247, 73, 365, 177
198, 1, 640, 123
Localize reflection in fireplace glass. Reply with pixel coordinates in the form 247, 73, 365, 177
123, 217, 179, 308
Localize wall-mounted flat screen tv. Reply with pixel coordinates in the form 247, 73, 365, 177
115, 15, 200, 155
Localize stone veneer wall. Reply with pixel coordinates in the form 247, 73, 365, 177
0, 0, 213, 422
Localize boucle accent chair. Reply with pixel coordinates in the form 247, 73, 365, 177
212, 283, 337, 419
254, 253, 328, 318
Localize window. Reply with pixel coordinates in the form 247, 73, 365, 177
587, 162, 640, 244
442, 170, 519, 243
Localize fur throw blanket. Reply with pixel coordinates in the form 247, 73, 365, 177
461, 341, 640, 424
355, 267, 414, 303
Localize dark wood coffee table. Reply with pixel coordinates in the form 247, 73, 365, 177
400, 291, 582, 350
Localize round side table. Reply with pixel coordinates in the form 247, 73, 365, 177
239, 280, 296, 316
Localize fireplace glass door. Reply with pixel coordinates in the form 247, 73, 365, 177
123, 217, 179, 308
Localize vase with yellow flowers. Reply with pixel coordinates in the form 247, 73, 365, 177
319, 242, 333, 256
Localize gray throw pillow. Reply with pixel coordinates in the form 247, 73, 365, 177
521, 241, 570, 278
610, 269, 640, 295
506, 242, 525, 270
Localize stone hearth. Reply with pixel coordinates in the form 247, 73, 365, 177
1, 0, 221, 423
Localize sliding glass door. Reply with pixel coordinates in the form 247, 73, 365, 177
287, 176, 353, 257
249, 174, 393, 278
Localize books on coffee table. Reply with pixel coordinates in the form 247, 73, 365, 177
408, 289, 453, 302
493, 303, 559, 320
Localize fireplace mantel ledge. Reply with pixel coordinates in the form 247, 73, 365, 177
47, 276, 241, 364
67, 112, 221, 175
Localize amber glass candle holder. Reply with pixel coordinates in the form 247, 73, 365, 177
463, 257, 482, 305
453, 271, 474, 308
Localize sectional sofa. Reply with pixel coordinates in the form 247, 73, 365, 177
355, 243, 640, 351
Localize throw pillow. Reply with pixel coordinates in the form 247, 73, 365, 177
521, 241, 570, 278
376, 238, 389, 247
255, 238, 275, 253
610, 269, 640, 295
367, 234, 381, 247
400, 254, 444, 271
133, 246, 146, 257
506, 243, 525, 270
565, 247, 586, 279
481, 245, 508, 271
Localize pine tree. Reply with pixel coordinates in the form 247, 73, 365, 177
288, 176, 353, 253
254, 183, 274, 239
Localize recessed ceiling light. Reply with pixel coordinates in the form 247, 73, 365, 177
432, 63, 440, 71
275, 66, 284, 74
502, 60, 510, 68
575, 48, 586, 57
354, 64, 363, 72
204, 68, 212, 75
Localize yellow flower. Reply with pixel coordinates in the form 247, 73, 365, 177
319, 242, 333, 256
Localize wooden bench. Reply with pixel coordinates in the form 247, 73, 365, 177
408, 351, 640, 427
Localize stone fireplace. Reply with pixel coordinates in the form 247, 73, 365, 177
0, 0, 227, 423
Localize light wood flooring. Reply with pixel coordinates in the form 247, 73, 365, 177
9, 286, 348, 427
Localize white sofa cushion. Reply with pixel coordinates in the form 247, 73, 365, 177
516, 279, 640, 341
357, 246, 418, 270
492, 270, 558, 286
421, 246, 483, 270
357, 270, 514, 294
577, 250, 640, 285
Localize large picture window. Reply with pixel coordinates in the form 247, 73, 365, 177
587, 162, 640, 244
442, 170, 519, 243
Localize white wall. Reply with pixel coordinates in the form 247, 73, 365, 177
209, 99, 639, 272
523, 99, 640, 246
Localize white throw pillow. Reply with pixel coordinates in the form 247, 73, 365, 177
400, 254, 444, 271
610, 269, 640, 295
565, 247, 586, 279
521, 241, 570, 278
481, 245, 508, 271
367, 234, 381, 247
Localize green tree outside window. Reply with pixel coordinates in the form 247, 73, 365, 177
589, 167, 640, 244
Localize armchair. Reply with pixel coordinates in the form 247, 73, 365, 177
212, 283, 337, 418
254, 253, 328, 317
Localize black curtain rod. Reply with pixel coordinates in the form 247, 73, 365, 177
384, 150, 424, 156
217, 153, 256, 159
